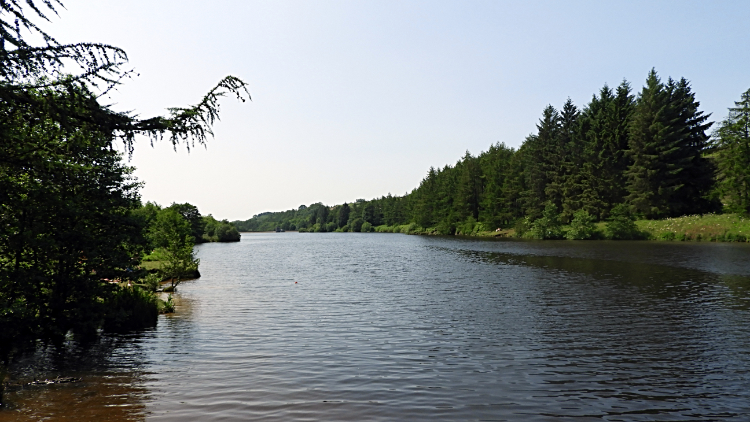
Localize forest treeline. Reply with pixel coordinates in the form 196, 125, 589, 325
234, 70, 750, 238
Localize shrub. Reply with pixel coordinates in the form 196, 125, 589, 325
159, 294, 175, 314
103, 286, 158, 332
350, 218, 364, 232
566, 210, 599, 240
436, 220, 456, 235
529, 204, 564, 239
361, 221, 373, 232
605, 204, 640, 240
514, 217, 531, 238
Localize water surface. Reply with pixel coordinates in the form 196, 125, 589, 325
3, 233, 750, 421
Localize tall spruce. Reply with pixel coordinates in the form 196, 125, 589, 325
523, 105, 560, 218
554, 99, 580, 222
626, 70, 715, 218
578, 81, 634, 219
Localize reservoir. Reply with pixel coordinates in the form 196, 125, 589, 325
2, 233, 750, 421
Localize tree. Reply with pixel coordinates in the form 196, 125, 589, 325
1, 1, 249, 155
168, 203, 206, 243
565, 210, 598, 240
714, 88, 750, 213
0, 0, 248, 365
523, 105, 559, 218
1, 84, 147, 348
547, 99, 578, 222
338, 203, 351, 228
626, 70, 716, 218
148, 209, 198, 290
577, 82, 634, 219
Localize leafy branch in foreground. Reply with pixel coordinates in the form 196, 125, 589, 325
1, 1, 250, 154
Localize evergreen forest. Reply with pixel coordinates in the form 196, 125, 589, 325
234, 71, 750, 240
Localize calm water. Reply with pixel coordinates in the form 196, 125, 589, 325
3, 233, 750, 421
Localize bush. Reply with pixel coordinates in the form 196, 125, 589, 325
529, 204, 564, 239
436, 220, 456, 235
514, 217, 532, 238
350, 218, 364, 232
605, 204, 640, 240
103, 286, 158, 332
361, 221, 373, 232
566, 210, 599, 240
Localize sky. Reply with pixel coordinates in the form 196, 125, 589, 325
42, 0, 750, 220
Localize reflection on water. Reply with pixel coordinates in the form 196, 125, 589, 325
2, 234, 750, 421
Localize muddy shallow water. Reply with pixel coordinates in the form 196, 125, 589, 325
2, 233, 750, 421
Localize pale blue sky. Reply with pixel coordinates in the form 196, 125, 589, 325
46, 1, 750, 220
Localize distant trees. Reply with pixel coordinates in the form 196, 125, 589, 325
234, 71, 745, 236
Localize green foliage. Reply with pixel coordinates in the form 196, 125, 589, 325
528, 203, 564, 239
202, 215, 240, 242
102, 286, 158, 332
147, 209, 198, 289
626, 69, 718, 218
714, 88, 750, 214
566, 210, 599, 240
168, 203, 206, 243
159, 294, 176, 314
0, 84, 147, 346
605, 204, 640, 240
361, 222, 374, 233
350, 218, 364, 232
513, 217, 532, 238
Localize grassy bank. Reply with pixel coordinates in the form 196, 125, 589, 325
635, 213, 750, 241
369, 213, 750, 242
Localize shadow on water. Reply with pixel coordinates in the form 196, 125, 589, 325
0, 333, 153, 421
0, 279, 199, 421
438, 240, 750, 310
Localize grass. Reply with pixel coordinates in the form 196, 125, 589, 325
375, 213, 750, 242
141, 260, 163, 271
636, 213, 750, 242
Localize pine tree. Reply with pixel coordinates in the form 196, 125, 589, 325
714, 88, 750, 213
626, 70, 717, 218
667, 77, 718, 215
523, 105, 560, 218
479, 143, 515, 228
456, 151, 483, 221
578, 81, 634, 219
553, 98, 580, 222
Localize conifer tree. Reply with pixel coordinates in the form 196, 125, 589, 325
714, 88, 750, 213
456, 152, 483, 221
479, 143, 515, 227
626, 70, 715, 218
577, 81, 634, 219
553, 98, 580, 222
523, 106, 559, 218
